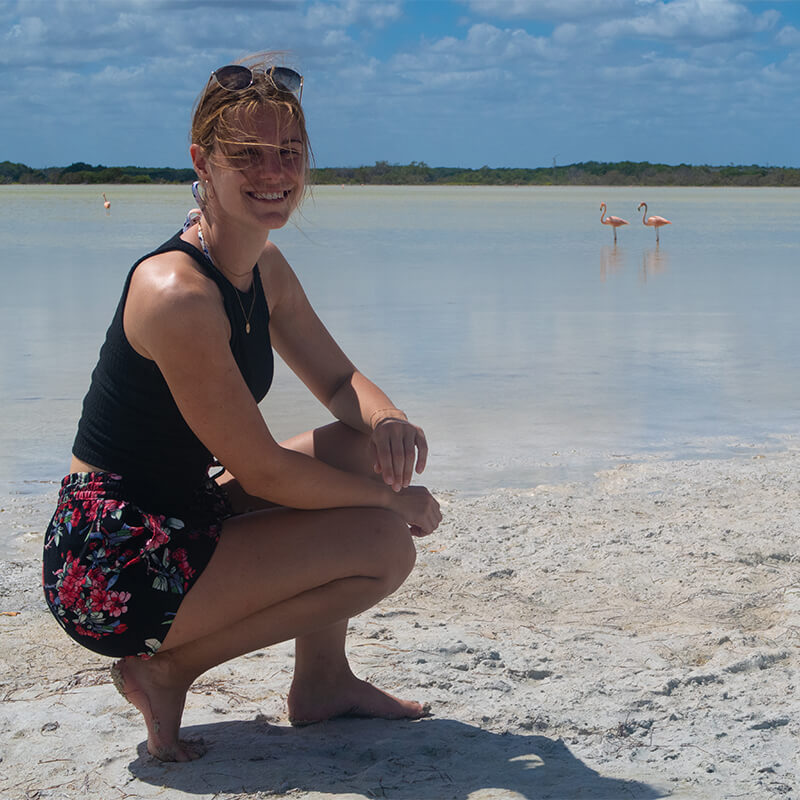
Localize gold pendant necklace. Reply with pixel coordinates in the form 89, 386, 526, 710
197, 219, 256, 334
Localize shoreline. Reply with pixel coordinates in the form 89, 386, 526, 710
1, 448, 798, 799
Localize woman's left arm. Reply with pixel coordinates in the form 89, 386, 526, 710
265, 247, 428, 492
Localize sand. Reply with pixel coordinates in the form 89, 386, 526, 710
1, 446, 798, 800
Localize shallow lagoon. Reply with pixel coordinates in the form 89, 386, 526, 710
1, 184, 799, 505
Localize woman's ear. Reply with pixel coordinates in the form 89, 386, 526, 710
190, 144, 210, 180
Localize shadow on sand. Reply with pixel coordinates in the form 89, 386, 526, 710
128, 717, 664, 799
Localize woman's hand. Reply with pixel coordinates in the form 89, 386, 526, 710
388, 485, 442, 537
370, 418, 429, 492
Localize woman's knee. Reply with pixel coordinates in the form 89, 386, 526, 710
366, 509, 417, 593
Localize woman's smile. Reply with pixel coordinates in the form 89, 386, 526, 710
249, 189, 291, 201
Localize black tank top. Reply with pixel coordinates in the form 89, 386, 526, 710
72, 231, 274, 514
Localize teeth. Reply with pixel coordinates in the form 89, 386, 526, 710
252, 191, 286, 200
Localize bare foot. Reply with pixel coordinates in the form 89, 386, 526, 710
111, 656, 204, 762
287, 667, 431, 726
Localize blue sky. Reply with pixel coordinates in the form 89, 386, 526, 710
3, 0, 800, 169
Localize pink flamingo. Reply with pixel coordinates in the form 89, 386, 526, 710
638, 202, 671, 243
599, 202, 629, 243
102, 192, 111, 210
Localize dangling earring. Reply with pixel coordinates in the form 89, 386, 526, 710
191, 180, 207, 207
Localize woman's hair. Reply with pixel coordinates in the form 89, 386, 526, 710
191, 52, 312, 182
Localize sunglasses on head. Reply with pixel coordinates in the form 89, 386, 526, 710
210, 64, 303, 102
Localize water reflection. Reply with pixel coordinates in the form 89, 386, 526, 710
640, 246, 669, 282
599, 245, 625, 279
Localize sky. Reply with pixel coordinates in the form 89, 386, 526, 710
2, 0, 800, 170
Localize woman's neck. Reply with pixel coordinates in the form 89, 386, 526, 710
194, 214, 268, 290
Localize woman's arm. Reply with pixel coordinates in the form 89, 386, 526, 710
264, 247, 428, 491
124, 252, 440, 534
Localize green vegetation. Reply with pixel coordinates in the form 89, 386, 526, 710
2, 159, 799, 186
313, 160, 800, 186
0, 161, 195, 184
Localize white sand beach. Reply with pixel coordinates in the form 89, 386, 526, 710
1, 446, 798, 800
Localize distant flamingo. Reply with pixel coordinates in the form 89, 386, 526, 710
102, 192, 111, 210
599, 202, 629, 243
638, 202, 670, 243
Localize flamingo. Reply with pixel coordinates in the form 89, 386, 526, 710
638, 202, 670, 243
600, 202, 629, 243
102, 192, 111, 209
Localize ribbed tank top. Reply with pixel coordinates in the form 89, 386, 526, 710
72, 231, 274, 514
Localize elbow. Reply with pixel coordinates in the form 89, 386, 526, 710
237, 464, 277, 502
232, 447, 285, 502
324, 370, 358, 409
235, 439, 304, 504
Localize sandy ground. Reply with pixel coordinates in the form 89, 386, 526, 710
1, 447, 798, 800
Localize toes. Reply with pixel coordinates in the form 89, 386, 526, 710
149, 738, 207, 762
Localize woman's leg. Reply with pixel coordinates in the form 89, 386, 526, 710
115, 423, 425, 761
273, 423, 423, 723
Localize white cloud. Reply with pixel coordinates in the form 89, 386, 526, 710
598, 0, 778, 43
776, 24, 800, 46
306, 0, 402, 29
461, 0, 632, 20
552, 23, 580, 44
423, 22, 558, 64
5, 15, 46, 46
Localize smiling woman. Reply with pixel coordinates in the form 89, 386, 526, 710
40, 52, 441, 763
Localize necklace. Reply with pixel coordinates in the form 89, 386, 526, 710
197, 219, 257, 334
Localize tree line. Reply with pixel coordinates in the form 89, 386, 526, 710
2, 159, 799, 187
0, 161, 196, 184
313, 160, 800, 186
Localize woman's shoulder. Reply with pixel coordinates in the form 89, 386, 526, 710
257, 239, 299, 305
127, 248, 227, 344
132, 247, 221, 305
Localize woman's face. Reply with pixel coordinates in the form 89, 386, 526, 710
194, 106, 305, 231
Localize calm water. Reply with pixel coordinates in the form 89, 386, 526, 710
1, 184, 799, 515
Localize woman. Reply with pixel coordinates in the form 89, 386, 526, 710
42, 55, 442, 762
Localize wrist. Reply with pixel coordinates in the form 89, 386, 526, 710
375, 480, 401, 509
369, 407, 408, 430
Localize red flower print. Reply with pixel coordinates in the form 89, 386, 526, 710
103, 591, 131, 618
67, 506, 83, 529
74, 624, 102, 640
144, 517, 170, 551
58, 558, 88, 608
89, 585, 108, 610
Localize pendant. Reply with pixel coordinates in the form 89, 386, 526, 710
245, 322, 251, 334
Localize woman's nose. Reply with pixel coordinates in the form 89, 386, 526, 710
250, 150, 283, 178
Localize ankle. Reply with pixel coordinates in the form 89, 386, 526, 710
134, 649, 194, 691
293, 647, 351, 681
291, 659, 356, 694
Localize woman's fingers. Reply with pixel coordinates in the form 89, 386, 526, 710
414, 429, 429, 475
371, 421, 427, 490
398, 428, 417, 489
390, 486, 441, 536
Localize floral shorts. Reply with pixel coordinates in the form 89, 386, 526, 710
42, 472, 233, 658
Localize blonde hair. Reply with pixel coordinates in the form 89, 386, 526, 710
191, 52, 312, 185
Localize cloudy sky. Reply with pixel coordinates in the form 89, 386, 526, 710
3, 0, 799, 170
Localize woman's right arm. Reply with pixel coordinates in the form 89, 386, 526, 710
123, 254, 441, 535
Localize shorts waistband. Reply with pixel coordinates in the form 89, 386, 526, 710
59, 471, 126, 501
